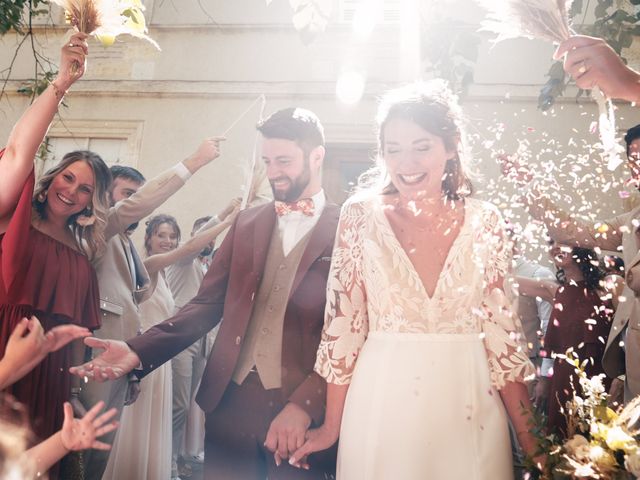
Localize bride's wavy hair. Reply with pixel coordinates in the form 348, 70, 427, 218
32, 151, 112, 260
358, 80, 475, 200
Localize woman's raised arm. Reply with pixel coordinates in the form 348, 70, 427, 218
144, 207, 239, 275
0, 32, 88, 220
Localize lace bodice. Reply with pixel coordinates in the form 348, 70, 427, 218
314, 195, 534, 389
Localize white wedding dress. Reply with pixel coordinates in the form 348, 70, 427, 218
315, 196, 534, 480
103, 270, 173, 480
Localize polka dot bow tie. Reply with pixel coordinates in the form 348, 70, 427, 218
274, 198, 315, 217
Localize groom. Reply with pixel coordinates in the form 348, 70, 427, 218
71, 107, 339, 479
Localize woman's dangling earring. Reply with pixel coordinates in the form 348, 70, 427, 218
37, 189, 48, 203
76, 205, 96, 227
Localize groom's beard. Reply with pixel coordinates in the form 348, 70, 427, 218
269, 158, 311, 202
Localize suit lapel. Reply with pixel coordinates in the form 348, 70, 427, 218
251, 203, 277, 280
289, 204, 339, 297
119, 236, 137, 289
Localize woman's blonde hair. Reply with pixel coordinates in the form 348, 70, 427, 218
359, 80, 474, 200
32, 151, 112, 260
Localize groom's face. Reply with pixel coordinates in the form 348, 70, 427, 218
263, 138, 312, 202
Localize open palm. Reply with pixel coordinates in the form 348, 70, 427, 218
69, 338, 140, 382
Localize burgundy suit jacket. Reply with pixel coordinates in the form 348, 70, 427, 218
127, 201, 340, 424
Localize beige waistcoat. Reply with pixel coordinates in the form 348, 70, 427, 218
232, 227, 310, 389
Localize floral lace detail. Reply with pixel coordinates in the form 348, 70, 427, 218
314, 195, 534, 387
480, 288, 534, 388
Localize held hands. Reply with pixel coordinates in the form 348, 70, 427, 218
289, 424, 339, 470
56, 32, 89, 92
0, 316, 90, 389
532, 376, 550, 411
264, 402, 312, 467
554, 35, 640, 103
69, 337, 140, 382
60, 400, 118, 451
608, 377, 625, 408
184, 137, 226, 173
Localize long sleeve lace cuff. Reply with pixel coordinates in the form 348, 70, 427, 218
480, 288, 536, 390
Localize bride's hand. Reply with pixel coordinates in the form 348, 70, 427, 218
288, 425, 339, 470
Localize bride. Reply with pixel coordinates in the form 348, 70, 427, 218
290, 81, 538, 479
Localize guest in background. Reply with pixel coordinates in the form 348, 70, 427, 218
104, 211, 236, 479
505, 225, 555, 405
166, 198, 240, 479
0, 34, 112, 478
82, 140, 224, 480
515, 241, 618, 438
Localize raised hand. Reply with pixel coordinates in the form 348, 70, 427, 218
45, 323, 93, 352
60, 400, 118, 451
56, 32, 89, 92
219, 197, 242, 222
224, 203, 241, 225
554, 35, 640, 103
183, 137, 227, 173
0, 316, 90, 389
27, 400, 118, 474
69, 337, 141, 382
264, 402, 311, 466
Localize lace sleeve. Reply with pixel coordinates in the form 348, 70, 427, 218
314, 201, 369, 385
479, 206, 535, 389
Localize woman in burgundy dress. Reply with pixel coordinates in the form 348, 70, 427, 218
0, 32, 112, 467
516, 241, 618, 438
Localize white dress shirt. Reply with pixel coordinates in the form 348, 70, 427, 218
277, 189, 326, 256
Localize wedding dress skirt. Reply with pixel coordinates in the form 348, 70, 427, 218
337, 332, 513, 480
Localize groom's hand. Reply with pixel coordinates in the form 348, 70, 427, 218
264, 402, 311, 466
69, 338, 140, 382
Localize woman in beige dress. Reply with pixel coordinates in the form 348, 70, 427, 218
105, 213, 235, 479
291, 81, 539, 479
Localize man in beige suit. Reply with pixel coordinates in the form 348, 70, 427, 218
81, 138, 223, 480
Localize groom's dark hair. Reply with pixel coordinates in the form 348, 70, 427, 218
257, 107, 325, 156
